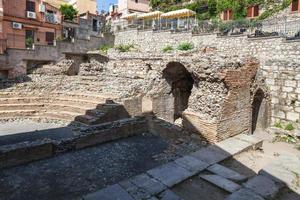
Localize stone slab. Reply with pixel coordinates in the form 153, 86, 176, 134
174, 155, 209, 175
130, 173, 167, 196
215, 137, 254, 156
207, 164, 247, 182
259, 152, 300, 189
119, 179, 149, 200
225, 188, 265, 200
243, 175, 283, 199
83, 184, 134, 200
200, 174, 241, 193
190, 145, 231, 165
147, 162, 192, 187
234, 134, 263, 148
158, 190, 182, 200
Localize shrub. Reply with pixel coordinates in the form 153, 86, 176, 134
177, 42, 194, 51
60, 4, 78, 21
115, 44, 134, 52
274, 121, 283, 129
162, 45, 174, 53
99, 44, 112, 54
285, 123, 295, 131
25, 38, 34, 48
273, 134, 298, 144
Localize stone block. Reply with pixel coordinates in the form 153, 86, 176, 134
190, 146, 231, 165
158, 190, 182, 200
174, 155, 209, 175
285, 80, 297, 87
207, 164, 247, 182
225, 188, 265, 200
286, 112, 299, 121
215, 137, 254, 155
129, 174, 166, 196
282, 86, 294, 92
83, 184, 134, 200
243, 175, 283, 199
199, 174, 241, 193
147, 162, 192, 187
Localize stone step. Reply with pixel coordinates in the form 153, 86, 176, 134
207, 164, 247, 182
47, 104, 95, 114
0, 97, 45, 104
199, 174, 242, 193
0, 110, 37, 118
41, 111, 80, 121
0, 103, 45, 111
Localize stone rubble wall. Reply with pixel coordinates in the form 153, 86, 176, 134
115, 30, 300, 124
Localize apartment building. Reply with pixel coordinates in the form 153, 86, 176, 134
118, 0, 150, 15
0, 0, 62, 51
65, 0, 97, 15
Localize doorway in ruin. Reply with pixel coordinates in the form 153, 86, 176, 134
252, 89, 268, 133
163, 62, 194, 121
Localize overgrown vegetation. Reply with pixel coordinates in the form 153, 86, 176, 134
273, 134, 298, 144
150, 0, 291, 21
162, 45, 174, 52
285, 122, 295, 131
60, 4, 78, 21
177, 42, 194, 51
115, 44, 135, 52
99, 44, 112, 54
274, 121, 283, 129
25, 38, 34, 48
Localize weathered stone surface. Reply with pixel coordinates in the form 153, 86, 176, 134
158, 190, 182, 200
215, 137, 253, 155
129, 174, 167, 196
190, 146, 231, 165
207, 164, 247, 182
243, 175, 283, 199
147, 162, 192, 187
200, 174, 241, 193
174, 155, 209, 174
234, 134, 263, 148
83, 184, 134, 200
225, 188, 265, 200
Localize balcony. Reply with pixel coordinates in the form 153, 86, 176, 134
45, 13, 58, 24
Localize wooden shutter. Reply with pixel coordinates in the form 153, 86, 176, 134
223, 11, 228, 20
229, 10, 233, 20
292, 0, 299, 11
247, 7, 252, 17
253, 5, 259, 17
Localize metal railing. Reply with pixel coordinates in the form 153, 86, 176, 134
111, 16, 300, 39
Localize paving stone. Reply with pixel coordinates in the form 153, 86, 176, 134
147, 162, 193, 187
174, 155, 209, 175
147, 197, 159, 200
130, 174, 167, 196
190, 145, 231, 165
234, 134, 263, 148
119, 179, 150, 200
83, 184, 134, 200
207, 164, 247, 182
215, 137, 253, 155
225, 188, 265, 200
259, 152, 300, 189
158, 190, 182, 200
200, 174, 241, 193
243, 175, 283, 199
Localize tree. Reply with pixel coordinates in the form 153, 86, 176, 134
59, 4, 78, 21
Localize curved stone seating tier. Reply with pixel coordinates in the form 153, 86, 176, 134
0, 92, 124, 125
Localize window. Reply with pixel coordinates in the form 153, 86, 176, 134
247, 5, 259, 18
291, 0, 299, 11
135, 0, 138, 3
92, 19, 98, 32
46, 32, 54, 45
25, 29, 34, 48
26, 1, 35, 12
223, 10, 232, 21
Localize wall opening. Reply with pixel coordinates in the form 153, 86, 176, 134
0, 70, 9, 80
163, 62, 194, 121
252, 88, 268, 133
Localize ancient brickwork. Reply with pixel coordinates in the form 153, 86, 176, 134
115, 30, 300, 124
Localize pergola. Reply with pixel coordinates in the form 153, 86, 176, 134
137, 11, 163, 30
160, 9, 196, 30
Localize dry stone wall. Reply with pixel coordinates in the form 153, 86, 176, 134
115, 30, 300, 124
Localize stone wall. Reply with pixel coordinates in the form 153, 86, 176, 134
0, 35, 114, 78
115, 30, 300, 125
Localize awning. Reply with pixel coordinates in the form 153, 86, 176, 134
43, 0, 65, 8
137, 11, 163, 20
161, 9, 196, 19
121, 13, 138, 20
